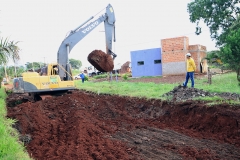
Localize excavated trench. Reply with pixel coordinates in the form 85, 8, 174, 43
6, 88, 240, 160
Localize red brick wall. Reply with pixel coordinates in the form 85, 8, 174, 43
161, 37, 208, 74
161, 36, 189, 63
161, 51, 186, 63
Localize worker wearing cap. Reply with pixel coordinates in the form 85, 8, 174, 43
183, 53, 196, 88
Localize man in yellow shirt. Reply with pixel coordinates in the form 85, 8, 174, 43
183, 53, 196, 88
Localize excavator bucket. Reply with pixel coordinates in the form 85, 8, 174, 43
88, 50, 114, 72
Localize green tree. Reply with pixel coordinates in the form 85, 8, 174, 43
15, 66, 25, 76
187, 0, 240, 45
205, 50, 221, 63
0, 37, 10, 64
7, 66, 25, 77
25, 62, 44, 71
204, 50, 226, 68
69, 58, 82, 69
8, 41, 20, 77
0, 66, 24, 78
0, 37, 21, 80
0, 66, 5, 77
220, 28, 240, 84
188, 0, 240, 84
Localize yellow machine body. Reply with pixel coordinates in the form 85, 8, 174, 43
13, 63, 75, 94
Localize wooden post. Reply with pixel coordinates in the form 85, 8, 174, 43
207, 67, 212, 84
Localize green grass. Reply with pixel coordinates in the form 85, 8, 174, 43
195, 72, 240, 94
76, 80, 177, 99
0, 88, 31, 160
92, 74, 108, 79
75, 72, 240, 100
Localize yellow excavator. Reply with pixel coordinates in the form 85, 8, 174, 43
13, 4, 116, 100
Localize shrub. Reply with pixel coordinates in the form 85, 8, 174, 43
122, 74, 128, 80
84, 76, 89, 81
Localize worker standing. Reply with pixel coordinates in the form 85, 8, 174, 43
183, 53, 196, 88
80, 72, 85, 83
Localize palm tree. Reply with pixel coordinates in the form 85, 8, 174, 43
0, 37, 20, 81
0, 37, 10, 64
7, 40, 20, 77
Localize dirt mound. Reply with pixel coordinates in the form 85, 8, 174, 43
120, 61, 131, 73
163, 85, 240, 101
6, 93, 28, 107
88, 50, 114, 72
6, 90, 240, 159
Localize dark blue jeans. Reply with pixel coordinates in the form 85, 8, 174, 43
183, 72, 194, 87
82, 78, 85, 83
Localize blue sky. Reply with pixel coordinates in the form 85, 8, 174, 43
0, 0, 217, 69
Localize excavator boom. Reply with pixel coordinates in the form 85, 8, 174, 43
57, 4, 116, 80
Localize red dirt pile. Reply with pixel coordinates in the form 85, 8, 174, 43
88, 50, 114, 72
120, 61, 131, 73
6, 90, 240, 160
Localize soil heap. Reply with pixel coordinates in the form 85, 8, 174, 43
120, 61, 131, 73
88, 50, 114, 72
6, 89, 240, 160
163, 85, 240, 101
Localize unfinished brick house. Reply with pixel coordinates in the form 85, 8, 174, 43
161, 36, 208, 75
130, 36, 208, 77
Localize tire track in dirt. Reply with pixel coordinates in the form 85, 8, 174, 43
6, 89, 240, 160
113, 127, 240, 159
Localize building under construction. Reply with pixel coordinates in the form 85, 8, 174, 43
130, 36, 208, 77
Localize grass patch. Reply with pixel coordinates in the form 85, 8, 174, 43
93, 74, 108, 79
0, 87, 31, 160
75, 72, 240, 102
75, 80, 177, 99
195, 72, 240, 94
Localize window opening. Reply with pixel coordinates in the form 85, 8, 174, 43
137, 61, 144, 65
154, 60, 161, 64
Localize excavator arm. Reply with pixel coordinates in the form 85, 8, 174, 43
12, 4, 116, 98
57, 4, 116, 81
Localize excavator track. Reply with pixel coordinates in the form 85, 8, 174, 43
23, 90, 74, 102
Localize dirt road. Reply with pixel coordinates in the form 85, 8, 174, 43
6, 88, 240, 160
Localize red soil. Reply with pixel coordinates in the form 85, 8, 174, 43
88, 50, 114, 72
6, 89, 240, 160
